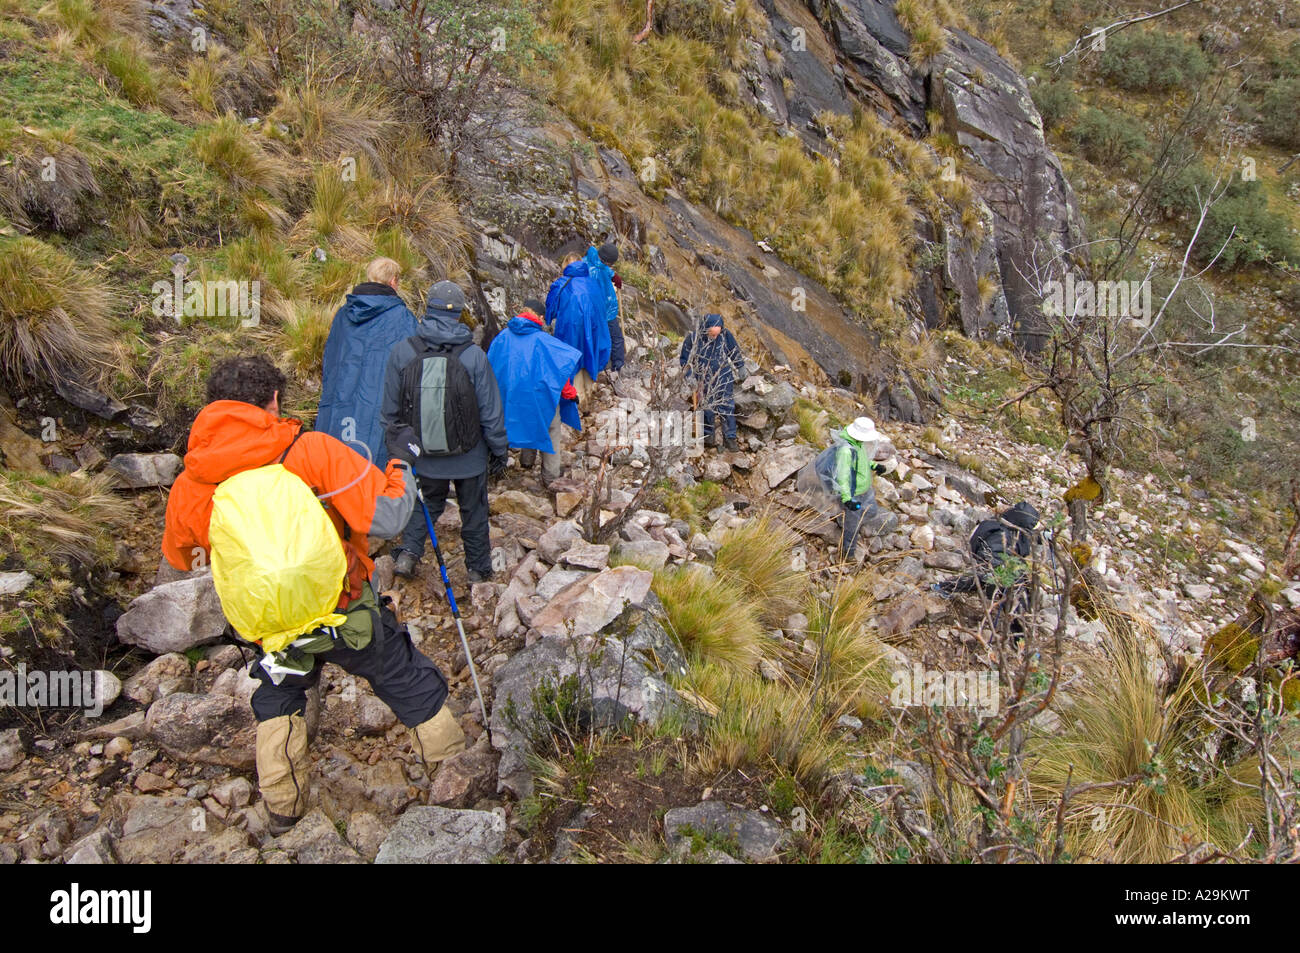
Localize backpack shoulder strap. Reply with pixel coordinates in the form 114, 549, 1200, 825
278, 427, 307, 465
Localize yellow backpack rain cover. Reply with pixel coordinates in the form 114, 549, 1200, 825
209, 464, 348, 654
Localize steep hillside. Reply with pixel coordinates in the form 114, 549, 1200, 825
1, 0, 1298, 864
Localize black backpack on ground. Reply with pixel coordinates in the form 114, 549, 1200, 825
969, 501, 1040, 572
397, 338, 481, 457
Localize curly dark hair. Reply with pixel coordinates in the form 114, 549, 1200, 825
206, 356, 286, 409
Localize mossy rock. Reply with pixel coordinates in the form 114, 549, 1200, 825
1069, 583, 1099, 621
1063, 476, 1102, 503
1205, 622, 1259, 674
1069, 543, 1093, 569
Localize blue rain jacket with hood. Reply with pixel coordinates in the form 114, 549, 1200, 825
380, 302, 508, 480
585, 245, 625, 371
317, 283, 418, 466
545, 260, 611, 379
487, 315, 583, 453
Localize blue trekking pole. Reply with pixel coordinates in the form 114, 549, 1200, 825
416, 487, 489, 727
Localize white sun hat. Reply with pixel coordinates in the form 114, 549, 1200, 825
846, 416, 881, 442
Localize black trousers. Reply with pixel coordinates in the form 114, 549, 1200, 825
249, 599, 449, 727
397, 470, 492, 576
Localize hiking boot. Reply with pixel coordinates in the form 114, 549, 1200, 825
467, 568, 494, 584
267, 810, 301, 837
393, 550, 419, 578
518, 448, 537, 468
723, 436, 739, 451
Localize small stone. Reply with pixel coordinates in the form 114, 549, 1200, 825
0, 729, 23, 771
0, 571, 34, 596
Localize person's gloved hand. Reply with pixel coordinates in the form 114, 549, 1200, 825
386, 426, 422, 465
488, 453, 508, 478
843, 499, 862, 511
561, 380, 578, 401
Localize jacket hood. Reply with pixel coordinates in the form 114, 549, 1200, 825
183, 400, 300, 486
417, 310, 473, 346
562, 261, 590, 278
343, 288, 405, 325
508, 315, 544, 334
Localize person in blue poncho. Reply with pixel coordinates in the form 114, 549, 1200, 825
586, 242, 626, 375
546, 253, 610, 403
680, 313, 744, 451
317, 257, 417, 465
487, 300, 582, 487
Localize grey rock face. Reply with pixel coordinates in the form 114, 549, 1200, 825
375, 806, 507, 864
663, 801, 789, 863
930, 30, 1083, 350
491, 604, 685, 798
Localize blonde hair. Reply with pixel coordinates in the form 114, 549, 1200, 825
366, 257, 402, 285
561, 253, 581, 267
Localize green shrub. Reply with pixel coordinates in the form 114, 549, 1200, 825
1031, 77, 1078, 130
1255, 76, 1300, 149
1070, 107, 1149, 170
1147, 159, 1214, 221
1195, 180, 1296, 270
1098, 29, 1210, 92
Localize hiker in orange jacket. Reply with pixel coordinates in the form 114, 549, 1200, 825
161, 356, 465, 835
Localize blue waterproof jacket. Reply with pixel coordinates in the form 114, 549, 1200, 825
318, 284, 417, 466
546, 261, 611, 379
487, 316, 583, 452
585, 246, 626, 370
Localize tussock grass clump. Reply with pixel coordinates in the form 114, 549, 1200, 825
96, 36, 167, 108
0, 235, 114, 387
1028, 637, 1264, 863
0, 122, 100, 233
277, 299, 334, 377
293, 163, 376, 260
714, 513, 803, 626
38, 0, 146, 46
0, 470, 128, 572
192, 114, 294, 200
799, 572, 891, 719
269, 83, 395, 176
369, 159, 469, 277
683, 661, 842, 787
653, 565, 765, 671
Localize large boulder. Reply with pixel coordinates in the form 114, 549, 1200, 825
374, 806, 507, 864
104, 794, 234, 864
759, 444, 817, 490
145, 692, 257, 769
115, 573, 227, 654
529, 565, 654, 640
106, 452, 183, 488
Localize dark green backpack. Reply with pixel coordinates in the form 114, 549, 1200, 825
397, 338, 481, 457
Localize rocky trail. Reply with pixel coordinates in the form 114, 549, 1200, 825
1, 325, 1290, 865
